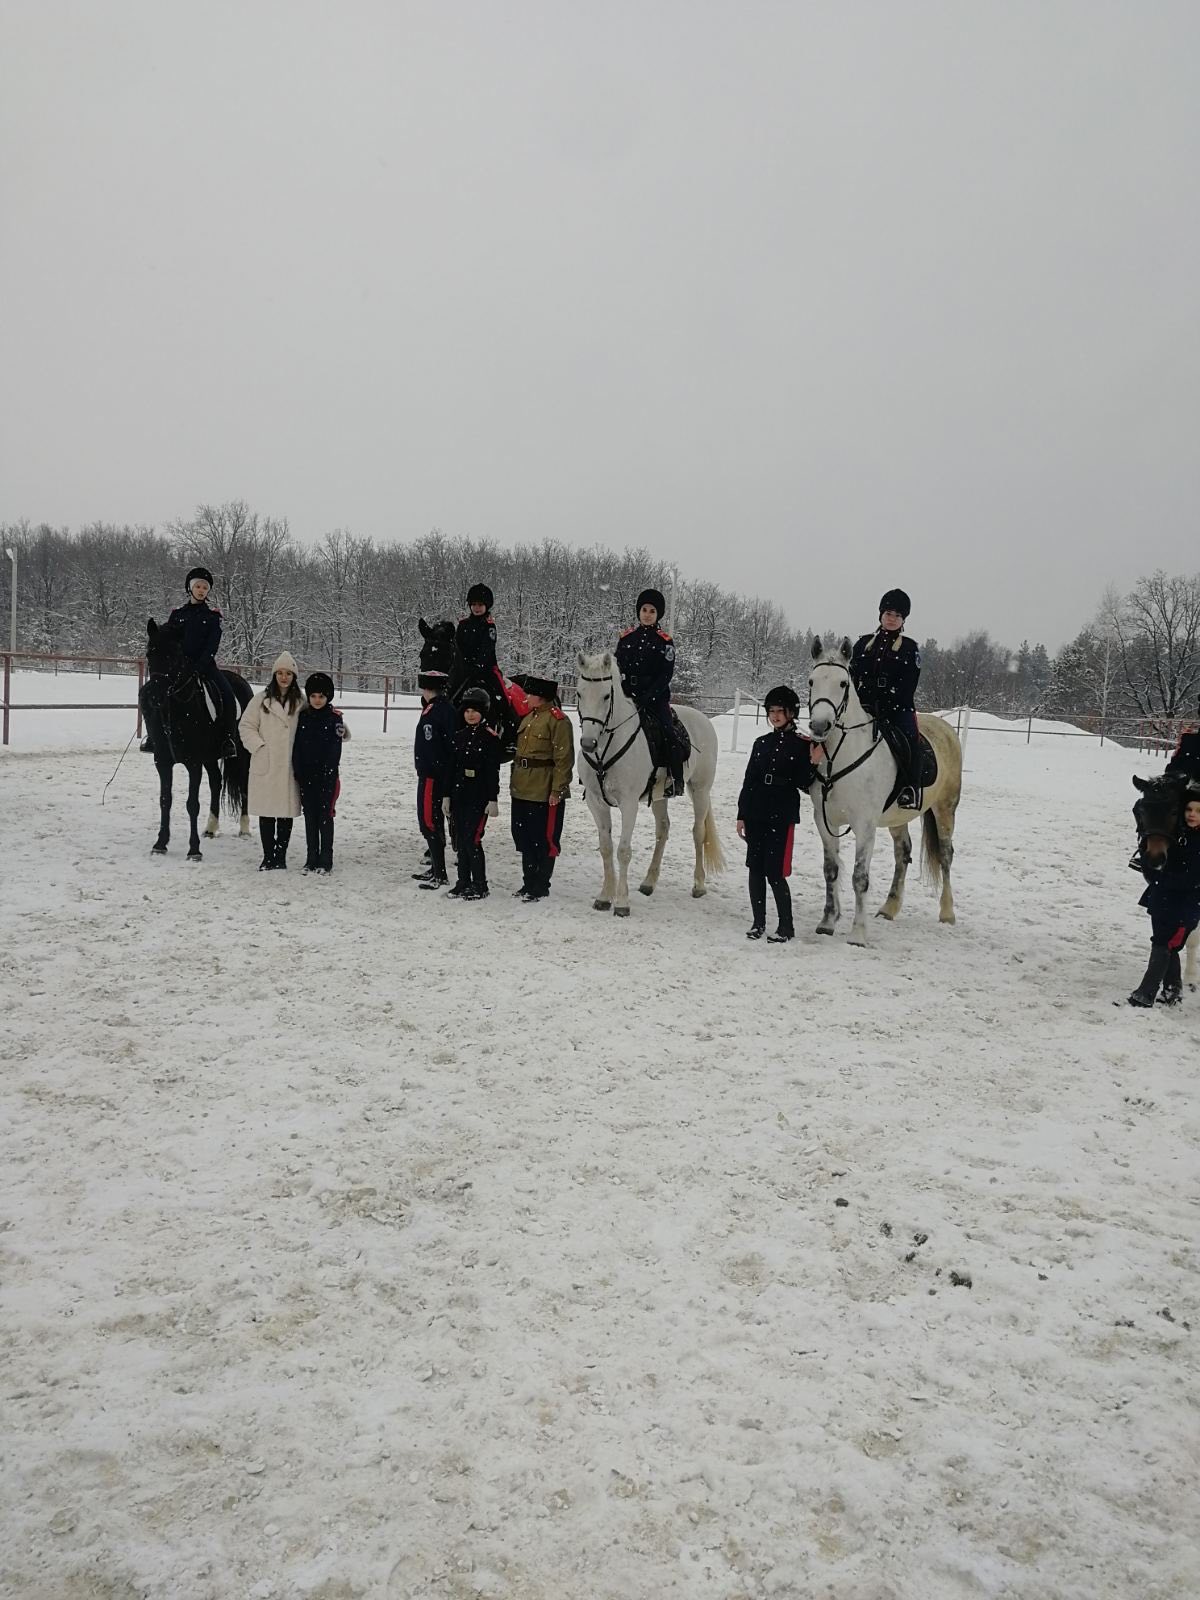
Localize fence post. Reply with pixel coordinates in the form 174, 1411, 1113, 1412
730, 687, 741, 753
2, 653, 9, 746
383, 674, 390, 734
1026, 714, 1032, 745
136, 658, 145, 739
960, 705, 971, 758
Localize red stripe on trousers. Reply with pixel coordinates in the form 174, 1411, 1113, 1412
422, 778, 434, 831
546, 804, 561, 858
1168, 924, 1190, 951
782, 823, 794, 879
474, 814, 488, 845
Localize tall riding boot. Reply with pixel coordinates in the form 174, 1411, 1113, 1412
259, 817, 277, 870
670, 752, 685, 797
1128, 944, 1171, 1007
767, 878, 794, 943
747, 870, 767, 939
275, 818, 293, 869
320, 817, 334, 873
420, 833, 448, 888
1157, 949, 1183, 1006
470, 843, 489, 899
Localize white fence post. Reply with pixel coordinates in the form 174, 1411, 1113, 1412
960, 705, 972, 758
730, 687, 742, 753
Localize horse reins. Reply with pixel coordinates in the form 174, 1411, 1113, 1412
577, 671, 642, 808
809, 669, 884, 839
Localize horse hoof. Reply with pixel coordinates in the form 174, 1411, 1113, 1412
876, 908, 896, 921
186, 852, 203, 864
815, 925, 835, 936
613, 905, 631, 918
202, 831, 216, 840
593, 899, 611, 911
691, 886, 706, 899
151, 844, 167, 855
848, 932, 867, 947
638, 884, 654, 897
940, 912, 956, 925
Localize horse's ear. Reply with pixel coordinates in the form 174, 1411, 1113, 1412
418, 617, 430, 639
1132, 775, 1149, 792
576, 651, 587, 670
840, 636, 853, 661
147, 618, 157, 637
602, 650, 612, 669
810, 635, 822, 660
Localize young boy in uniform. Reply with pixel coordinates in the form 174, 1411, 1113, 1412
509, 673, 574, 901
414, 670, 455, 887
445, 685, 501, 899
292, 672, 350, 874
736, 685, 815, 942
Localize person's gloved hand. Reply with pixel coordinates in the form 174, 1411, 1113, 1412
486, 800, 499, 818
442, 796, 452, 817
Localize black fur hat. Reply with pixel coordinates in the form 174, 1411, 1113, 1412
879, 588, 911, 619
764, 684, 801, 716
418, 670, 450, 692
459, 685, 491, 712
637, 588, 666, 621
186, 566, 215, 591
520, 674, 558, 701
305, 672, 335, 701
467, 582, 494, 609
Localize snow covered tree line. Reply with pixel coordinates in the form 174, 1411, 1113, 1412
2, 505, 1196, 725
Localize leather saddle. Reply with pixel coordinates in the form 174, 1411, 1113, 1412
879, 722, 937, 810
637, 706, 692, 770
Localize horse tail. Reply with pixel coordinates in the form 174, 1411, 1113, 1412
921, 808, 943, 883
703, 805, 726, 875
222, 749, 249, 819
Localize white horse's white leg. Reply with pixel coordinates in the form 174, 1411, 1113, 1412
932, 807, 956, 924
689, 781, 708, 897
613, 796, 639, 916
239, 812, 251, 837
204, 811, 220, 839
877, 823, 912, 920
1185, 927, 1199, 990
847, 824, 876, 946
815, 814, 840, 935
640, 798, 670, 895
590, 799, 616, 910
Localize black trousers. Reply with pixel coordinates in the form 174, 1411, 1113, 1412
511, 797, 566, 896
417, 776, 447, 877
452, 800, 489, 889
745, 820, 796, 932
301, 786, 337, 869
259, 816, 294, 863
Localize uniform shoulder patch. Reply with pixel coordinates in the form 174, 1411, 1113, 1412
212, 608, 222, 617
620, 626, 635, 637
657, 629, 672, 642
485, 725, 498, 737
550, 706, 565, 720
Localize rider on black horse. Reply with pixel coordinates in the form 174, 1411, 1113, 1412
1166, 694, 1200, 784
850, 588, 922, 810
143, 566, 240, 759
616, 587, 683, 796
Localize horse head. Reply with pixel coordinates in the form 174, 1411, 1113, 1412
575, 650, 620, 754
807, 634, 856, 740
145, 616, 187, 680
1132, 772, 1187, 868
418, 617, 457, 674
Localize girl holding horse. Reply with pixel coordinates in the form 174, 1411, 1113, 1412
736, 685, 816, 943
238, 652, 305, 870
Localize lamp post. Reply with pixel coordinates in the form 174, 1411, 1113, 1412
4, 547, 15, 654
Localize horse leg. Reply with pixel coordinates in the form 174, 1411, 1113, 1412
203, 761, 221, 838
815, 818, 840, 935
612, 796, 638, 916
934, 806, 956, 924
847, 824, 876, 946
591, 800, 616, 911
877, 823, 912, 919
186, 765, 203, 860
688, 784, 708, 898
152, 760, 172, 854
639, 798, 670, 896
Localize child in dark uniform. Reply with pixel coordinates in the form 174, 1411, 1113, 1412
292, 672, 350, 874
413, 670, 456, 887
444, 686, 502, 899
1127, 782, 1200, 1006
736, 685, 815, 942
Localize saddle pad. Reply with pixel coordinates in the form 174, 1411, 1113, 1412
637, 706, 692, 767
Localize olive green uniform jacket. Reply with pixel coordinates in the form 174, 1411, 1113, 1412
510, 705, 575, 803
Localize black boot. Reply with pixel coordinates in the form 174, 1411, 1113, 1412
258, 818, 277, 870
668, 753, 685, 798
747, 870, 767, 939
1128, 945, 1171, 1007
274, 818, 292, 869
767, 878, 794, 942
1157, 949, 1183, 1006
140, 736, 155, 755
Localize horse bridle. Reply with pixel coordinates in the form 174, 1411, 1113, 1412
809, 665, 884, 837
577, 671, 641, 808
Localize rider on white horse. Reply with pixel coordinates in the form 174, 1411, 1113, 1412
850, 588, 922, 810
615, 588, 684, 797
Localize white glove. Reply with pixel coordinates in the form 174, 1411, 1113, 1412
486, 800, 499, 818
442, 796, 451, 817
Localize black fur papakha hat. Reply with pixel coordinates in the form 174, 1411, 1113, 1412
636, 588, 666, 619
305, 672, 335, 700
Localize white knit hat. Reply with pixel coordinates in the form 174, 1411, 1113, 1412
272, 650, 299, 675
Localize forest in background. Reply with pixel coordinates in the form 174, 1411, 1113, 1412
2, 504, 1197, 730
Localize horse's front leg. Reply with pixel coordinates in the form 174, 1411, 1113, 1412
612, 796, 639, 917
688, 784, 708, 898
639, 798, 670, 896
814, 813, 840, 935
847, 824, 877, 946
185, 765, 203, 861
203, 761, 221, 838
590, 796, 616, 911
152, 759, 172, 854
877, 823, 912, 919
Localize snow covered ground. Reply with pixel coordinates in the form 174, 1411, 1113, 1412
1, 695, 1197, 1600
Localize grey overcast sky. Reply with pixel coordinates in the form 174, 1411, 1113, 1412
1, 1, 1196, 646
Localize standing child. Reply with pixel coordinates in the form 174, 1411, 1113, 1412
509, 673, 574, 901
736, 685, 815, 942
444, 686, 501, 899
1128, 783, 1200, 1006
292, 672, 350, 874
413, 670, 456, 888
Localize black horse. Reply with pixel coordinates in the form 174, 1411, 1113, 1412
139, 619, 252, 860
1129, 771, 1200, 999
417, 616, 518, 760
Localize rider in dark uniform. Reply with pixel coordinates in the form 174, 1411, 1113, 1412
850, 588, 922, 809
736, 685, 815, 942
615, 587, 683, 796
146, 566, 239, 758
456, 583, 506, 696
1166, 696, 1200, 784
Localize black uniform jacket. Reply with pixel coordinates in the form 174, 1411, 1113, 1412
850, 630, 920, 717
737, 727, 815, 829
167, 601, 222, 667
292, 705, 346, 794
616, 624, 675, 703
450, 721, 501, 807
414, 696, 456, 782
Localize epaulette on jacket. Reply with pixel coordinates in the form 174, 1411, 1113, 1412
550, 706, 565, 720
657, 629, 672, 641
621, 626, 635, 637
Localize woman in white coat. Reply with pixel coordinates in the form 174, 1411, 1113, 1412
239, 651, 305, 870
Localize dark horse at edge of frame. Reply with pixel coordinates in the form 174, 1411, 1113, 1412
139, 618, 253, 860
418, 616, 519, 761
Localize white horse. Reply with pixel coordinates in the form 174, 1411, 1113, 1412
807, 635, 963, 946
575, 651, 725, 915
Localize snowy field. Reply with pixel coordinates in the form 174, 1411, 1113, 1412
1, 686, 1197, 1600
